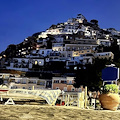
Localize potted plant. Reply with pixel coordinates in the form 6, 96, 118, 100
99, 84, 120, 110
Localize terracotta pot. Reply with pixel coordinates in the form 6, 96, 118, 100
99, 93, 120, 111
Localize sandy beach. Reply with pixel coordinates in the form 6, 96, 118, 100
0, 105, 120, 120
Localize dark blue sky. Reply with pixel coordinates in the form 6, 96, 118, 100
0, 0, 120, 53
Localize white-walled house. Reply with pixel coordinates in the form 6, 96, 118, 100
37, 49, 52, 57
49, 51, 61, 61
0, 73, 20, 85
46, 28, 63, 35
54, 35, 64, 43
9, 77, 47, 90
29, 49, 52, 57
97, 39, 111, 46
0, 73, 50, 90
66, 51, 114, 66
52, 43, 64, 51
38, 32, 48, 38
66, 60, 79, 66
94, 52, 114, 60
72, 49, 94, 57
76, 14, 86, 23
65, 44, 97, 52
79, 53, 94, 64
6, 58, 44, 71
66, 53, 94, 66
74, 38, 98, 45
6, 58, 29, 71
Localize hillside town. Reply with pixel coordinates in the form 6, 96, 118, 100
0, 14, 120, 92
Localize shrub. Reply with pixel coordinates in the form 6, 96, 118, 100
103, 84, 119, 94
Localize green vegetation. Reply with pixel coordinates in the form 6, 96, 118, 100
103, 84, 119, 94
74, 58, 109, 91
74, 39, 120, 91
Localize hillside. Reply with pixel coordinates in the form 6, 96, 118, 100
0, 14, 120, 90
0, 14, 120, 58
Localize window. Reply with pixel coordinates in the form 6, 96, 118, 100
42, 51, 44, 54
61, 80, 67, 84
28, 87, 31, 90
15, 80, 20, 84
69, 81, 72, 84
78, 88, 82, 92
35, 61, 38, 65
58, 48, 61, 51
71, 88, 75, 91
28, 80, 33, 84
33, 81, 36, 84
54, 80, 59, 83
21, 59, 25, 63
68, 54, 71, 57
40, 82, 44, 85
54, 57, 58, 59
64, 87, 67, 91
22, 81, 26, 84
39, 61, 42, 65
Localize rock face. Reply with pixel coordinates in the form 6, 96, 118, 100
99, 93, 120, 110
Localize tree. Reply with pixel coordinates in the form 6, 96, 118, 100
74, 58, 111, 91
46, 35, 54, 49
90, 19, 98, 25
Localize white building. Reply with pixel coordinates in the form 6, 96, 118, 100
9, 77, 47, 90
6, 58, 44, 71
79, 53, 94, 64
0, 73, 20, 85
94, 52, 114, 60
52, 43, 64, 51
46, 28, 63, 35
49, 51, 61, 61
38, 32, 48, 38
98, 39, 111, 46
54, 35, 64, 43
76, 14, 86, 23
65, 44, 97, 52
31, 49, 52, 57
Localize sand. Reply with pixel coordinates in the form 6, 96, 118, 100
0, 105, 120, 120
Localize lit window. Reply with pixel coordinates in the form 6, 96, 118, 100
35, 61, 38, 65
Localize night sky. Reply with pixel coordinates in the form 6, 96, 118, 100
0, 0, 120, 53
